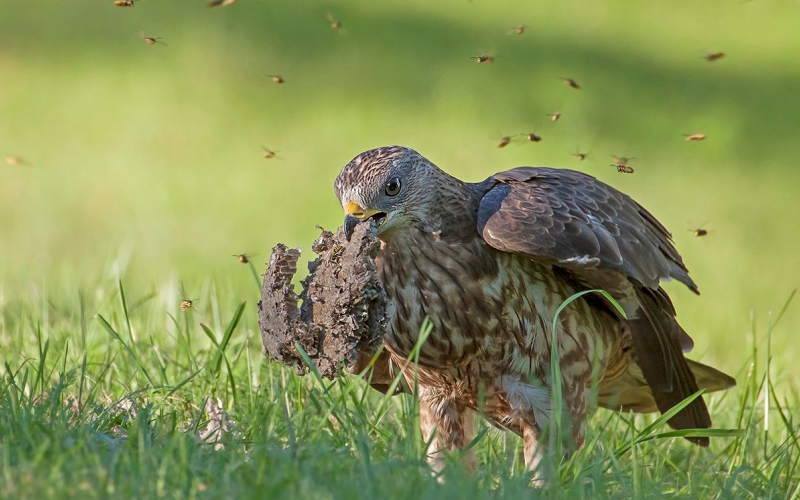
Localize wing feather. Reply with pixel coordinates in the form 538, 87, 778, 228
475, 167, 721, 439
478, 167, 697, 293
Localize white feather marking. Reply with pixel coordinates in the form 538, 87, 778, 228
559, 255, 599, 266
502, 375, 551, 427
341, 187, 367, 210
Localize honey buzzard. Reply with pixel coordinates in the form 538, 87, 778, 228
334, 146, 734, 476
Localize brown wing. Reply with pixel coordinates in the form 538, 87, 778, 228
475, 167, 721, 444
476, 167, 697, 293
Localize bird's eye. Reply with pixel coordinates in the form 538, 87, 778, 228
384, 177, 402, 196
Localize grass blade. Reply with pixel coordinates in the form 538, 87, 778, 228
96, 313, 155, 387
212, 301, 246, 375
200, 323, 220, 347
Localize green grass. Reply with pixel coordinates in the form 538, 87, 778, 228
1, 0, 800, 497
0, 274, 798, 498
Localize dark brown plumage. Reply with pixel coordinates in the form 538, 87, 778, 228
334, 146, 734, 477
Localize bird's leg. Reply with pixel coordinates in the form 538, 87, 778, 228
521, 378, 589, 485
500, 373, 575, 484
418, 390, 476, 476
521, 417, 547, 485
563, 379, 588, 451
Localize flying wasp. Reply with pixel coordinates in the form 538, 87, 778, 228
509, 25, 528, 35
704, 51, 725, 62
609, 154, 634, 173
180, 299, 198, 312
5, 155, 25, 166
234, 253, 263, 289
524, 132, 542, 142
561, 77, 581, 89
471, 54, 495, 64
546, 112, 561, 122
139, 32, 166, 46
268, 75, 285, 84
572, 151, 588, 161
688, 223, 709, 237
233, 254, 255, 264
114, 0, 135, 6
262, 147, 279, 159
496, 135, 516, 148
207, 0, 239, 6
327, 13, 345, 32
609, 154, 633, 166
684, 133, 706, 142
614, 164, 634, 174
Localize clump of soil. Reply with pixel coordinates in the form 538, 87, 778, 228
258, 222, 390, 381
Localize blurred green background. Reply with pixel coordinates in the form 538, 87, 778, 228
1, 0, 798, 379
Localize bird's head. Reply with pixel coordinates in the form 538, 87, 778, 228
334, 146, 451, 241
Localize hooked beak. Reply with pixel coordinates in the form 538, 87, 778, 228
343, 201, 380, 241
344, 215, 360, 242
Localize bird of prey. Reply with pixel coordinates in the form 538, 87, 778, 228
334, 146, 734, 477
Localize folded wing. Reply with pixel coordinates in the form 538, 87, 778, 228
475, 167, 733, 444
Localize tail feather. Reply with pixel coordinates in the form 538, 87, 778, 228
598, 352, 736, 446
623, 286, 717, 445
687, 358, 737, 393
651, 339, 712, 446
598, 358, 735, 412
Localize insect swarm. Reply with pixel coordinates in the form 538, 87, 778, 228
684, 133, 707, 142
